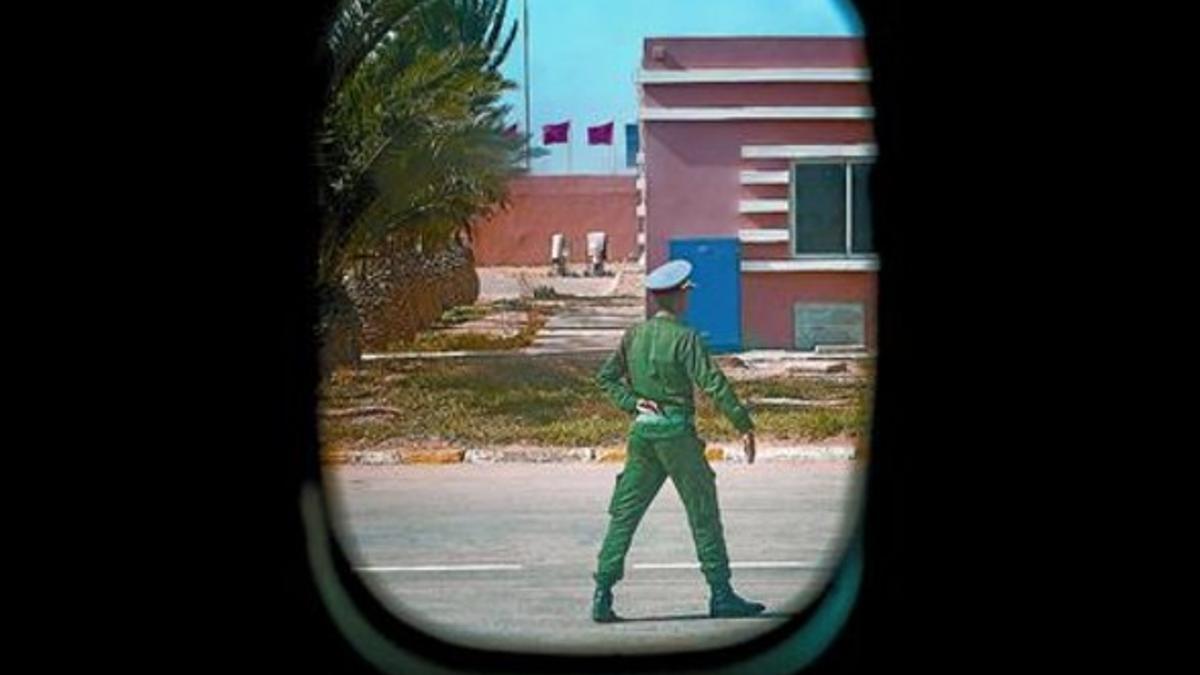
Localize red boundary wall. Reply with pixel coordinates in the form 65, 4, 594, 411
471, 175, 637, 266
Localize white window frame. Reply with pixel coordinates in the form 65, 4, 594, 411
789, 159, 878, 260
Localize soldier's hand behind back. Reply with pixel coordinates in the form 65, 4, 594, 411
636, 398, 661, 415
743, 432, 756, 464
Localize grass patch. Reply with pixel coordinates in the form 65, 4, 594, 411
387, 300, 546, 353
319, 354, 872, 448
430, 304, 490, 328
489, 298, 536, 313
532, 285, 559, 299
405, 309, 546, 352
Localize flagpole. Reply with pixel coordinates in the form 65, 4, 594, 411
523, 0, 531, 171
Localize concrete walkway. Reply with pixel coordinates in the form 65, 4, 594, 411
524, 297, 642, 355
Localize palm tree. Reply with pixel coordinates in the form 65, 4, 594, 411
315, 0, 527, 368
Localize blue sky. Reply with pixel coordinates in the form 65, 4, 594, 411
496, 0, 864, 174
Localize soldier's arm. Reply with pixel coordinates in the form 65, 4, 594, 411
596, 330, 639, 414
681, 331, 754, 433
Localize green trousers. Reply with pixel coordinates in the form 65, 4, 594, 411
594, 430, 731, 587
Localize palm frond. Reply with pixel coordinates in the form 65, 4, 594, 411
326, 0, 434, 96
316, 0, 526, 287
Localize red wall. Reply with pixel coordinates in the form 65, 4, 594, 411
741, 272, 878, 350
471, 175, 637, 266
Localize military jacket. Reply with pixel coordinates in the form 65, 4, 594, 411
596, 309, 754, 439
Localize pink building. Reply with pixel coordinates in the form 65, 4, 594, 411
638, 37, 878, 352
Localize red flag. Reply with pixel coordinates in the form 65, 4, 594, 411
542, 121, 569, 145
587, 121, 614, 145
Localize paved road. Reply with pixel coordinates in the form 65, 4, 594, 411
324, 462, 865, 655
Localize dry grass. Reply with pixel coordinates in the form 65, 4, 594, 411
404, 309, 546, 352
385, 300, 547, 353
319, 354, 872, 450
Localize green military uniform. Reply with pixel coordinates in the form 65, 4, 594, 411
593, 307, 755, 589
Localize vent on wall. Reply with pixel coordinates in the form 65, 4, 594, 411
793, 302, 865, 351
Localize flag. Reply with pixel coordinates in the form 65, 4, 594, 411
587, 121, 614, 145
542, 121, 569, 145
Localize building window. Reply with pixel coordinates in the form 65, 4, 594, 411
791, 161, 875, 256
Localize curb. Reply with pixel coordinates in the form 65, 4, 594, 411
324, 443, 857, 466
464, 447, 597, 464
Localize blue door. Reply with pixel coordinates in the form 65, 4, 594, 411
668, 237, 741, 353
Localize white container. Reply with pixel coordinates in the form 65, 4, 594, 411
586, 231, 607, 259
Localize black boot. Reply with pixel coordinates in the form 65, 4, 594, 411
709, 582, 766, 618
592, 585, 621, 623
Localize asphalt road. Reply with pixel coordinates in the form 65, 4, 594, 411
323, 461, 865, 656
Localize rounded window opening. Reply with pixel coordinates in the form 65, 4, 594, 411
315, 0, 875, 658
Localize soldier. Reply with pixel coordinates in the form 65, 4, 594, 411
591, 259, 766, 622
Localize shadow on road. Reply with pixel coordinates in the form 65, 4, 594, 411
613, 611, 796, 623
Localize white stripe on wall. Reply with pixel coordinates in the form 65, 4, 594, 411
739, 229, 790, 243
742, 259, 880, 272
637, 68, 871, 84
740, 170, 790, 185
739, 199, 789, 214
640, 106, 873, 122
742, 144, 877, 159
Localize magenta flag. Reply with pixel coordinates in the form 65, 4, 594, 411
587, 121, 614, 145
542, 121, 570, 145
